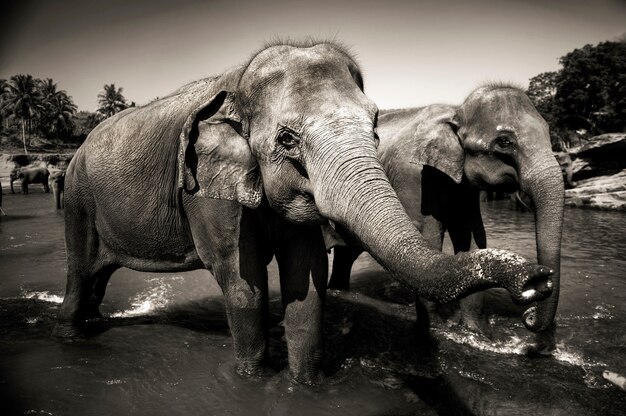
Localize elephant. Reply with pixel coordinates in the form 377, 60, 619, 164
54, 42, 553, 383
329, 84, 564, 351
49, 170, 65, 209
10, 166, 50, 194
554, 151, 576, 188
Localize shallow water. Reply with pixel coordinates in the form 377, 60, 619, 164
0, 189, 624, 415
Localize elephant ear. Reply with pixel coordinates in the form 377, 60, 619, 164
411, 109, 465, 184
178, 91, 263, 209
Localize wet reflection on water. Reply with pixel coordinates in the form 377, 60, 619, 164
0, 192, 624, 415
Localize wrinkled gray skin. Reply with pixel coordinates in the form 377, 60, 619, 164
49, 170, 65, 209
330, 85, 563, 351
10, 167, 50, 194
54, 43, 553, 383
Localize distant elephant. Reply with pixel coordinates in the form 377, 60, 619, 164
329, 85, 563, 350
49, 170, 65, 209
10, 166, 50, 194
54, 42, 552, 383
554, 151, 576, 188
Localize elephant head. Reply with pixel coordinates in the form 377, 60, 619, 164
9, 168, 22, 194
178, 44, 552, 305
415, 84, 564, 337
50, 170, 65, 209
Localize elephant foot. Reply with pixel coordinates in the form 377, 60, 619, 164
289, 368, 325, 385
235, 360, 274, 378
52, 316, 109, 339
524, 321, 556, 357
51, 321, 87, 339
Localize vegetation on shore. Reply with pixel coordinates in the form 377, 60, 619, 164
0, 78, 133, 154
526, 40, 626, 151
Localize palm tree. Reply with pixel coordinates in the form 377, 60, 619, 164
97, 83, 129, 119
0, 78, 8, 131
38, 78, 78, 139
39, 78, 58, 99
44, 91, 78, 140
2, 74, 44, 153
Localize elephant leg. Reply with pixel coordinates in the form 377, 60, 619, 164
421, 216, 444, 251
416, 216, 444, 330
85, 265, 119, 319
54, 201, 117, 336
22, 181, 28, 195
275, 225, 328, 384
43, 181, 50, 193
449, 225, 487, 334
188, 202, 270, 376
328, 245, 362, 290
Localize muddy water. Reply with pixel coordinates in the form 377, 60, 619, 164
0, 189, 624, 415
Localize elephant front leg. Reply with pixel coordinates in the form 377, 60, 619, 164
214, 258, 269, 376
276, 225, 328, 384
328, 245, 362, 290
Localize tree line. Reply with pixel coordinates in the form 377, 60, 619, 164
526, 40, 626, 150
2, 39, 623, 154
0, 76, 133, 153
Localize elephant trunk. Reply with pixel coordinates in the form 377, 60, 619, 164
308, 131, 553, 304
520, 152, 564, 337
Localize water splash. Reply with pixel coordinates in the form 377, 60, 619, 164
435, 328, 527, 355
21, 291, 64, 304
437, 326, 610, 389
110, 276, 182, 318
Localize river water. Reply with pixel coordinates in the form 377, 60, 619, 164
0, 189, 624, 415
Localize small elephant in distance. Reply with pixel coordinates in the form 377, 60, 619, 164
330, 84, 564, 351
49, 170, 65, 209
10, 166, 50, 194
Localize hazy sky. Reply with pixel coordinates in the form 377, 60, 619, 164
1, 0, 625, 111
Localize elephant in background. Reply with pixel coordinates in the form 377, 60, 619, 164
49, 170, 65, 209
10, 166, 50, 194
55, 42, 552, 383
330, 84, 563, 351
555, 151, 576, 188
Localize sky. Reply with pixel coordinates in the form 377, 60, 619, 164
1, 0, 625, 112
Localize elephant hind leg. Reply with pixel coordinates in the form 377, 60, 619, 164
53, 263, 118, 337
54, 196, 117, 337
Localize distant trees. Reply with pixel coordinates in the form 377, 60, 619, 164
1, 74, 44, 153
527, 41, 626, 149
96, 83, 131, 120
0, 76, 137, 152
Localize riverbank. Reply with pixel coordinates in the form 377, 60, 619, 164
565, 133, 626, 211
0, 153, 74, 181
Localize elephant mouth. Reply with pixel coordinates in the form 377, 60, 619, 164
272, 191, 325, 224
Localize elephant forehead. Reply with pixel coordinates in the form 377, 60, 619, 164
241, 44, 355, 93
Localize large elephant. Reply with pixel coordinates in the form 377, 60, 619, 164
329, 85, 564, 350
49, 170, 65, 209
54, 43, 553, 383
10, 166, 50, 194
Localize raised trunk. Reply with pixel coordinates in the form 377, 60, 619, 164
520, 154, 564, 336
309, 134, 553, 306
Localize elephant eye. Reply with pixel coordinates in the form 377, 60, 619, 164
496, 135, 514, 148
278, 131, 298, 149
